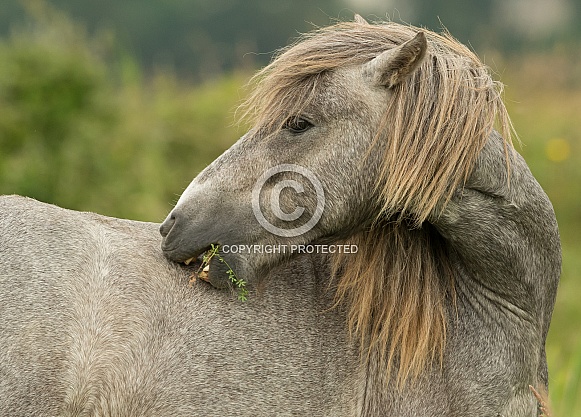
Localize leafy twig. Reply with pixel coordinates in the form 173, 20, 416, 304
196, 244, 248, 302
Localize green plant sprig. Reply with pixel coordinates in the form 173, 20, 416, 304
199, 244, 248, 302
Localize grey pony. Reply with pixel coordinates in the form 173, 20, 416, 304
1, 22, 560, 417
159, 21, 561, 417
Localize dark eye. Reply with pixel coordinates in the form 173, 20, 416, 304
283, 117, 313, 134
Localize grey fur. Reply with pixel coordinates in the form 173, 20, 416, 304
0, 195, 358, 416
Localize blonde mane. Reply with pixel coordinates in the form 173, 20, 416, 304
241, 21, 514, 387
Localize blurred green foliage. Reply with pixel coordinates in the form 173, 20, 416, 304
1, 0, 351, 79
3, 0, 579, 78
0, 2, 246, 221
0, 3, 579, 415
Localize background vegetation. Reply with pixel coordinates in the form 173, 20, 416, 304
0, 0, 579, 414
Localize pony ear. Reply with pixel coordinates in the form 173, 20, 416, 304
363, 32, 427, 89
354, 14, 369, 25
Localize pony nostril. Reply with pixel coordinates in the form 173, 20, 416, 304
159, 213, 176, 238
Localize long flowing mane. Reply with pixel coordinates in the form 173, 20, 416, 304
241, 21, 514, 387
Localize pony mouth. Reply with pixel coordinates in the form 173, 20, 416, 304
183, 254, 202, 266
181, 244, 215, 266
181, 244, 245, 291
179, 245, 217, 285
183, 254, 211, 284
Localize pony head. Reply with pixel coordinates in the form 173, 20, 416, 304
160, 17, 512, 386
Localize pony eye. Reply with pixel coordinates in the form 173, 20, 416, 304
283, 117, 313, 134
